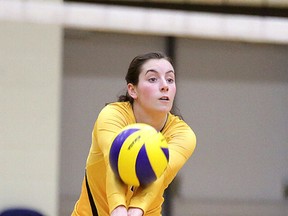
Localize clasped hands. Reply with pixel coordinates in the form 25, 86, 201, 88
111, 205, 143, 216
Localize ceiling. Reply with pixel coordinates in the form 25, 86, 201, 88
64, 0, 288, 18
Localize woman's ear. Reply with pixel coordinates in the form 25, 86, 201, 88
127, 83, 137, 99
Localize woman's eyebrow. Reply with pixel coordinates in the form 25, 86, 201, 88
145, 69, 157, 75
145, 69, 174, 75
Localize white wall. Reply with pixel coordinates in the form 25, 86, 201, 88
176, 39, 288, 201
0, 21, 62, 215
60, 30, 288, 215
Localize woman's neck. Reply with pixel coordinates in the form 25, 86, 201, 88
132, 103, 168, 132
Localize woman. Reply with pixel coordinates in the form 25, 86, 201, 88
72, 52, 196, 216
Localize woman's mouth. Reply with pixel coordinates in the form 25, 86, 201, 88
159, 96, 169, 101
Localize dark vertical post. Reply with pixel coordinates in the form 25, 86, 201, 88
162, 36, 176, 216
165, 36, 176, 64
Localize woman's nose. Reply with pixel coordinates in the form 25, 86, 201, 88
160, 80, 169, 92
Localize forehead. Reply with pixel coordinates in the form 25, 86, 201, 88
141, 59, 174, 73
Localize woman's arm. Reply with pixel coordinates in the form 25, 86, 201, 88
128, 123, 196, 213
94, 105, 131, 214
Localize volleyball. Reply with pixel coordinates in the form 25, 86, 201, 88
109, 123, 169, 187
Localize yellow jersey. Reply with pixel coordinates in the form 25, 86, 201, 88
72, 102, 196, 216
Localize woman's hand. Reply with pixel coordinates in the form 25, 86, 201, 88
127, 207, 143, 216
111, 205, 127, 216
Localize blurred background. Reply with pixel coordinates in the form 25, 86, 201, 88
0, 0, 288, 215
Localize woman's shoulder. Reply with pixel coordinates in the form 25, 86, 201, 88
97, 101, 134, 122
167, 113, 190, 128
165, 113, 197, 152
166, 113, 196, 137
101, 101, 132, 113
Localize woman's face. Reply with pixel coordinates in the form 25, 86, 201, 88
129, 58, 176, 114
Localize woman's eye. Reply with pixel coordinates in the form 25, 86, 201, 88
167, 78, 174, 83
148, 77, 157, 82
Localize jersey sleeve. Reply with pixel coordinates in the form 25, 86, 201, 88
92, 104, 132, 213
164, 123, 196, 186
129, 119, 197, 213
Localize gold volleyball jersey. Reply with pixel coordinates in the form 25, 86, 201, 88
72, 102, 196, 216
